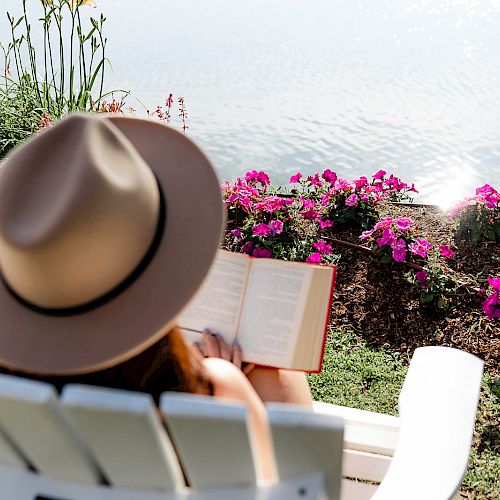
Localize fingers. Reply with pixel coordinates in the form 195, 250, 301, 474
242, 363, 256, 376
202, 331, 220, 357
232, 341, 242, 369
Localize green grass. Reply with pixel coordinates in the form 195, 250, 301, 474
308, 327, 500, 498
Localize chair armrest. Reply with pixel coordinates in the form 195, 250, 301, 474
372, 346, 483, 500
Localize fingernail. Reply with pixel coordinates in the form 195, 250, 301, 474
215, 332, 222, 338
203, 327, 211, 333
233, 340, 241, 348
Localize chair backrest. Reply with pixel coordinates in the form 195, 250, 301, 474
0, 374, 341, 499
372, 346, 484, 500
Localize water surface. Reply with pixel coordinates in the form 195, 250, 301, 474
2, 0, 500, 205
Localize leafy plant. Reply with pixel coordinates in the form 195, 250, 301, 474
449, 184, 500, 243
0, 0, 120, 158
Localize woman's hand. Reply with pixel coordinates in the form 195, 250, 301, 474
194, 329, 255, 376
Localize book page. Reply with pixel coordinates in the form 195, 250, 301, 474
177, 251, 250, 345
236, 260, 312, 367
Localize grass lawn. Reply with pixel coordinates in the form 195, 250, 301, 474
307, 328, 500, 499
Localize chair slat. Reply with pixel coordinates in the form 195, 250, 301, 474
61, 384, 184, 490
0, 374, 99, 483
313, 402, 399, 456
342, 449, 390, 483
0, 426, 26, 469
160, 392, 257, 488
267, 403, 344, 500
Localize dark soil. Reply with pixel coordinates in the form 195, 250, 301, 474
327, 205, 500, 376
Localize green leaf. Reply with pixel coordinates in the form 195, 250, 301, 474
420, 292, 435, 303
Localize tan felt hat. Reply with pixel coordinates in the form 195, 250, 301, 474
0, 113, 224, 375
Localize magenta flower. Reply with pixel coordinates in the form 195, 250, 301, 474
306, 252, 322, 263
346, 194, 359, 207
318, 218, 334, 230
290, 172, 302, 183
230, 229, 243, 238
241, 241, 254, 254
302, 209, 319, 221
301, 197, 316, 210
395, 217, 413, 231
359, 229, 375, 240
415, 269, 428, 287
374, 217, 393, 230
372, 169, 386, 180
252, 223, 270, 236
245, 170, 270, 186
254, 195, 286, 213
376, 228, 397, 248
482, 291, 500, 318
354, 176, 368, 189
252, 247, 272, 258
268, 219, 284, 235
391, 239, 407, 262
321, 169, 337, 184
409, 238, 432, 258
439, 245, 456, 259
307, 173, 322, 187
312, 242, 333, 254
488, 277, 500, 291
475, 184, 496, 196
334, 179, 350, 191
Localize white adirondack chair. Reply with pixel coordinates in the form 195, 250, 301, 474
0, 346, 483, 500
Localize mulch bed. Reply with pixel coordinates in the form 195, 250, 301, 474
327, 205, 500, 376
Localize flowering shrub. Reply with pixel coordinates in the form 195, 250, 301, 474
289, 169, 417, 230
222, 171, 340, 264
449, 184, 500, 243
360, 217, 460, 308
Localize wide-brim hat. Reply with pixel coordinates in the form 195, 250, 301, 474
0, 113, 224, 375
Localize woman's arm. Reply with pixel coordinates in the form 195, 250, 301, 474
202, 357, 278, 484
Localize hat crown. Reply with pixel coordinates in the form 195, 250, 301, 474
0, 114, 160, 309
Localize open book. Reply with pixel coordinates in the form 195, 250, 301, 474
178, 250, 336, 372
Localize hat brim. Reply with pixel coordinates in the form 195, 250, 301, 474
0, 116, 224, 375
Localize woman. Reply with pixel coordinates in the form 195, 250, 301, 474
0, 113, 311, 483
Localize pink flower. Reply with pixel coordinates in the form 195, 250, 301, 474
409, 238, 432, 258
346, 194, 359, 207
254, 196, 286, 213
290, 172, 302, 183
230, 229, 243, 238
302, 209, 319, 221
488, 277, 500, 291
312, 241, 333, 254
415, 269, 428, 287
359, 229, 375, 240
301, 197, 316, 210
372, 169, 386, 180
241, 241, 254, 254
334, 179, 351, 191
482, 291, 500, 318
321, 169, 337, 184
376, 228, 397, 248
306, 252, 322, 263
395, 217, 413, 231
318, 218, 334, 230
391, 239, 407, 262
245, 170, 270, 187
268, 219, 284, 235
439, 245, 455, 259
307, 173, 322, 186
374, 217, 393, 230
252, 247, 272, 258
252, 223, 270, 236
476, 184, 496, 196
353, 176, 368, 189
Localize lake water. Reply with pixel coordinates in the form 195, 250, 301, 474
2, 0, 500, 205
